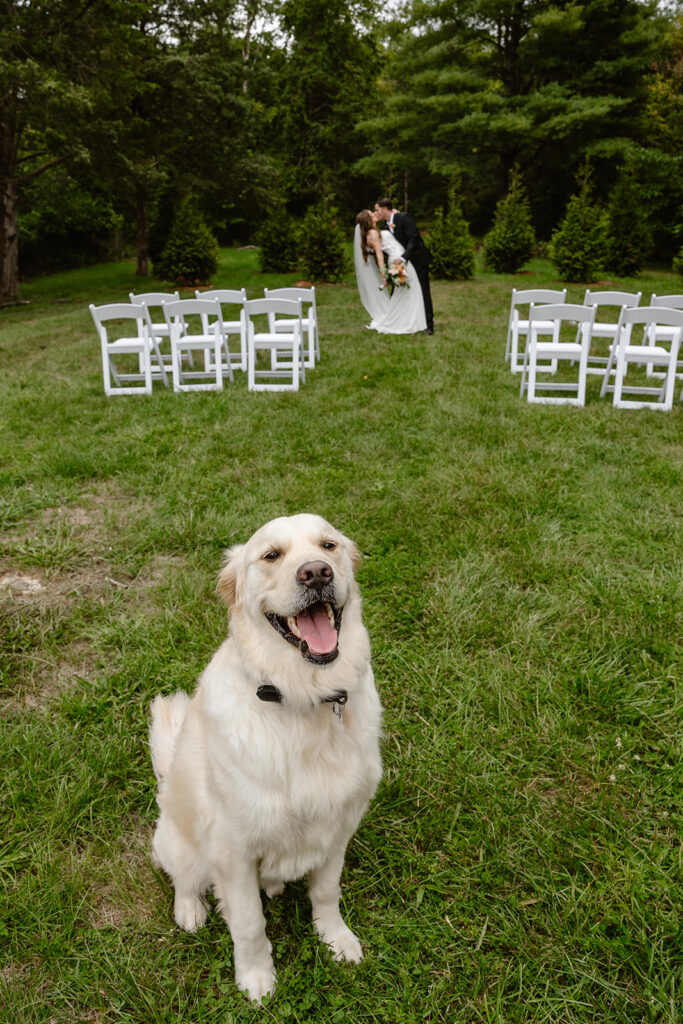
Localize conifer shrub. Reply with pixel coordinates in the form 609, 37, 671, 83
549, 162, 607, 282
428, 187, 475, 280
299, 204, 347, 282
255, 205, 301, 273
604, 165, 651, 277
483, 167, 536, 274
673, 245, 683, 278
155, 198, 219, 286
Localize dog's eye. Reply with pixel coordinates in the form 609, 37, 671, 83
321, 541, 336, 551
263, 550, 281, 561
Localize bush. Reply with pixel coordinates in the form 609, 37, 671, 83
255, 206, 301, 273
483, 167, 536, 274
299, 204, 347, 282
604, 165, 651, 277
549, 162, 607, 282
673, 245, 683, 277
428, 187, 475, 280
155, 198, 219, 286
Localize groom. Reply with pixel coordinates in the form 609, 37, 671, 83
374, 198, 434, 335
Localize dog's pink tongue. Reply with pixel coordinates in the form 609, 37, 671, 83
296, 605, 338, 655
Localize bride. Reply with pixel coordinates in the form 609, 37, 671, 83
354, 210, 427, 334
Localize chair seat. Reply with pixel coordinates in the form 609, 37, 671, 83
174, 334, 217, 347
623, 344, 671, 362
589, 323, 619, 336
210, 319, 241, 332
534, 341, 583, 358
516, 319, 555, 331
252, 332, 296, 346
108, 336, 150, 354
273, 317, 313, 329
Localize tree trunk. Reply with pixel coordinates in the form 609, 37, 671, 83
135, 189, 149, 276
0, 111, 19, 302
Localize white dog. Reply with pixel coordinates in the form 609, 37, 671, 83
149, 514, 382, 1003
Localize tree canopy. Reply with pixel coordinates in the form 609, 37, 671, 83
2, 0, 682, 299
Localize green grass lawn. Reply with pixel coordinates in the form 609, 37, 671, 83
1, 249, 681, 1024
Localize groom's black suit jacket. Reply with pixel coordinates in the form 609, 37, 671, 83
389, 211, 433, 328
390, 212, 431, 270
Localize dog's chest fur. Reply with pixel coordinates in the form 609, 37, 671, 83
193, 670, 381, 882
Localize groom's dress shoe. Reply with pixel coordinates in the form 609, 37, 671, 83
426, 326, 434, 335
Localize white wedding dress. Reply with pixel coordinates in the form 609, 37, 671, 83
354, 225, 427, 334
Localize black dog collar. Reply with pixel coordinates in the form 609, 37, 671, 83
256, 684, 348, 708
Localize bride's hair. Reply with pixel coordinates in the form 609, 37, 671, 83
355, 210, 375, 263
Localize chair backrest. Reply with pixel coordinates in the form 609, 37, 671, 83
511, 288, 567, 310
196, 288, 246, 305
163, 298, 222, 336
532, 301, 593, 325
130, 291, 180, 309
264, 286, 315, 309
90, 302, 146, 328
244, 298, 302, 319
649, 293, 683, 310
619, 306, 683, 329
583, 289, 642, 309
163, 298, 220, 319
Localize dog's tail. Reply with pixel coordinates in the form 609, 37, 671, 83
149, 691, 191, 784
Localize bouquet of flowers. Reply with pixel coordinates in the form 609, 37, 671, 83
380, 258, 410, 296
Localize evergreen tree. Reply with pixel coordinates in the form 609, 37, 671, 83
299, 203, 347, 282
358, 0, 663, 234
483, 167, 536, 274
549, 163, 607, 282
428, 187, 475, 280
605, 165, 651, 277
256, 205, 301, 273
155, 198, 219, 285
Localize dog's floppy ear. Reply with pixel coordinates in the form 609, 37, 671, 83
217, 543, 245, 611
344, 536, 362, 572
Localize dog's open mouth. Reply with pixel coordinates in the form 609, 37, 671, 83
265, 601, 342, 664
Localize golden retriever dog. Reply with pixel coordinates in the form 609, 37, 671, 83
149, 514, 382, 1003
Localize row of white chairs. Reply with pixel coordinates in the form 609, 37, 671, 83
89, 287, 319, 396
506, 289, 683, 410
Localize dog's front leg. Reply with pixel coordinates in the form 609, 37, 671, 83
309, 846, 363, 964
214, 859, 275, 1003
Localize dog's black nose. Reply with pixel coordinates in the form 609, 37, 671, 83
296, 560, 334, 589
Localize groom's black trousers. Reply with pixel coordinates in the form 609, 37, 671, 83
413, 262, 434, 330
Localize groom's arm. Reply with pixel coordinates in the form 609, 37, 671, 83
398, 213, 422, 263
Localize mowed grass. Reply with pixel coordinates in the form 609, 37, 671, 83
0, 248, 681, 1024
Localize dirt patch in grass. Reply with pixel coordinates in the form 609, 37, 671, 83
85, 825, 159, 931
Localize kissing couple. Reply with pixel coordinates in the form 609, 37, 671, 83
354, 199, 434, 336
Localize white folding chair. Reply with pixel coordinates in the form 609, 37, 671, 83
644, 295, 683, 380
520, 303, 597, 406
506, 288, 567, 373
163, 298, 234, 392
243, 298, 305, 392
600, 306, 683, 411
129, 291, 180, 378
581, 289, 642, 375
264, 286, 319, 369
196, 288, 248, 373
89, 303, 163, 396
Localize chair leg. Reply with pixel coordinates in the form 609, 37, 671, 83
527, 348, 537, 402
612, 351, 625, 407
172, 342, 182, 392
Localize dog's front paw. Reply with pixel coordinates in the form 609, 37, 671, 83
174, 893, 207, 932
236, 964, 276, 1004
324, 926, 363, 964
